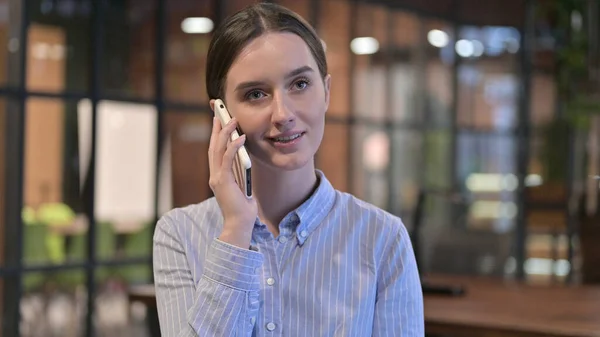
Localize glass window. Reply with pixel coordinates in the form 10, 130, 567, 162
390, 130, 423, 215
3, 275, 23, 334
423, 19, 455, 127
424, 59, 453, 127
422, 132, 517, 278
226, 0, 257, 15
1, 0, 22, 88
530, 72, 556, 126
163, 111, 212, 209
399, 19, 454, 126
457, 62, 519, 131
276, 0, 310, 20
457, 132, 517, 230
318, 0, 350, 118
164, 0, 213, 104
82, 100, 157, 260
0, 97, 6, 268
102, 0, 157, 99
317, 123, 349, 192
391, 11, 420, 48
423, 129, 453, 190
0, 97, 20, 271
94, 264, 152, 335
0, 277, 7, 333
351, 125, 390, 209
351, 3, 389, 123
21, 270, 87, 336
23, 97, 90, 265
27, 0, 91, 93
389, 61, 420, 123
455, 25, 521, 131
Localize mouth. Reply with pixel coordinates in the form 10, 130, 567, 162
267, 132, 306, 144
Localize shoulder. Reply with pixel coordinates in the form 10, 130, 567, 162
334, 190, 411, 242
336, 191, 407, 230
154, 197, 223, 241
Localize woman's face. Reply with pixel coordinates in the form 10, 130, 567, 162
216, 32, 330, 172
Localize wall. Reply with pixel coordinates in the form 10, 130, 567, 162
23, 24, 66, 208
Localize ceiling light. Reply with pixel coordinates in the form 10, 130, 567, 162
472, 40, 484, 57
181, 17, 214, 34
455, 39, 474, 57
350, 37, 379, 55
427, 29, 449, 48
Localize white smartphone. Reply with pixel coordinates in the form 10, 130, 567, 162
214, 99, 252, 198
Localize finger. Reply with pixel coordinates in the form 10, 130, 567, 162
223, 134, 246, 173
208, 117, 221, 174
215, 118, 238, 165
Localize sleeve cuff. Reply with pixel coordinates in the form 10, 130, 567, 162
203, 239, 264, 291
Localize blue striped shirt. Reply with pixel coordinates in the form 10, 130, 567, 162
153, 170, 424, 336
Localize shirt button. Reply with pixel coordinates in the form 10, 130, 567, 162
278, 236, 288, 243
251, 317, 256, 325
300, 230, 308, 238
266, 322, 276, 331
266, 277, 275, 286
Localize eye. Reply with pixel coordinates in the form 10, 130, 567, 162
292, 78, 310, 91
245, 90, 266, 101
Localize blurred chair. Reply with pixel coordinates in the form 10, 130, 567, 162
23, 224, 51, 292
117, 222, 153, 284
428, 227, 512, 276
412, 188, 513, 295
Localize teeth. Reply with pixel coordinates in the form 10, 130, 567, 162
274, 133, 302, 142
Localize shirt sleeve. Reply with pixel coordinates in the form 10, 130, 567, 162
153, 212, 264, 337
372, 224, 424, 336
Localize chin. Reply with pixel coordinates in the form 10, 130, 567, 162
252, 150, 314, 172
271, 155, 312, 171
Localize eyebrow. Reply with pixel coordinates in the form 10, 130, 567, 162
234, 66, 314, 92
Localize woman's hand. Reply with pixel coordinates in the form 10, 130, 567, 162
208, 114, 258, 249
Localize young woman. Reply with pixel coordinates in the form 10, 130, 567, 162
153, 3, 424, 336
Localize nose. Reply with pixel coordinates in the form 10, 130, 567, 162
271, 92, 295, 129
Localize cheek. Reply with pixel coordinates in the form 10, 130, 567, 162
228, 105, 263, 134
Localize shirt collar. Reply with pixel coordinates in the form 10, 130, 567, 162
292, 169, 336, 245
251, 170, 336, 245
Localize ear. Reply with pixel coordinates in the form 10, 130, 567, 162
209, 99, 216, 112
323, 74, 331, 112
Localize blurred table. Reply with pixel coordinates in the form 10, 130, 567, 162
424, 274, 600, 337
128, 284, 160, 337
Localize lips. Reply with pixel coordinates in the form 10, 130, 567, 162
268, 132, 305, 143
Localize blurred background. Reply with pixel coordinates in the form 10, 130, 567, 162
0, 0, 599, 336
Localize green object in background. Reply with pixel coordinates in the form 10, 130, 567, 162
46, 233, 65, 263
37, 203, 75, 263
21, 206, 37, 225
37, 202, 75, 226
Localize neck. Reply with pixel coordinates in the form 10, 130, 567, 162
251, 161, 318, 235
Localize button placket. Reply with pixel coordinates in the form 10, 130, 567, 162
260, 242, 281, 334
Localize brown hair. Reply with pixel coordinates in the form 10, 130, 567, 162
205, 2, 327, 100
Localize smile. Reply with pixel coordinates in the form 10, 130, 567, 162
267, 132, 306, 149
271, 133, 304, 143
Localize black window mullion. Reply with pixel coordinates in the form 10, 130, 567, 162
2, 0, 29, 335
84, 0, 104, 335
347, 0, 358, 194
514, 0, 535, 281
152, 0, 166, 284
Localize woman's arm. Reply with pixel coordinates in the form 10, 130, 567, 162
372, 224, 424, 336
153, 212, 263, 337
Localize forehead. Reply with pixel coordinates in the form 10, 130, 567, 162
226, 32, 317, 85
